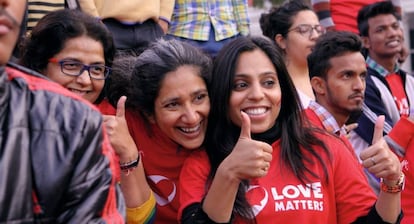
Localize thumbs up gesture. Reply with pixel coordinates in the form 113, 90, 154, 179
359, 115, 401, 182
219, 111, 273, 180
103, 96, 138, 160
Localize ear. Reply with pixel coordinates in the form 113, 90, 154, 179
361, 36, 370, 49
275, 34, 286, 50
310, 76, 326, 96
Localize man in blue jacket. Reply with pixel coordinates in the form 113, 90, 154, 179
347, 1, 414, 194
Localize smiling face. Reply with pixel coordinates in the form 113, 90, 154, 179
43, 36, 106, 103
229, 49, 281, 134
312, 51, 367, 125
0, 0, 26, 65
364, 14, 403, 60
152, 65, 210, 150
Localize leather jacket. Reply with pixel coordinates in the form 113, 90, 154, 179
0, 63, 125, 223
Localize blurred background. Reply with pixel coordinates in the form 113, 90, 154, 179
248, 0, 414, 73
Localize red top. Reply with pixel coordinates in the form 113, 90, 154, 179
388, 117, 414, 224
385, 73, 410, 117
179, 133, 377, 223
304, 108, 359, 160
330, 0, 379, 33
98, 100, 194, 223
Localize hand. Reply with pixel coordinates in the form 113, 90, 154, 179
220, 111, 273, 180
344, 123, 358, 139
103, 96, 138, 161
359, 116, 401, 182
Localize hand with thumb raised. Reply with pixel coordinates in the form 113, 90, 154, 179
218, 111, 273, 181
359, 115, 401, 181
103, 96, 138, 161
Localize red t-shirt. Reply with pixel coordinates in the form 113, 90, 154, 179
98, 100, 193, 223
330, 0, 380, 34
388, 117, 414, 224
386, 73, 410, 117
179, 133, 376, 223
303, 108, 359, 160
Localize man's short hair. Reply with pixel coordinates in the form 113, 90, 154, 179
357, 1, 400, 37
308, 31, 363, 79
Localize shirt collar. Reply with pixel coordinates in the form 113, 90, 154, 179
308, 101, 347, 136
366, 56, 399, 77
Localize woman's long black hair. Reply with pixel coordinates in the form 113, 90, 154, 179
204, 36, 330, 222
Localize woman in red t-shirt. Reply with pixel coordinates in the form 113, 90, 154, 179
101, 38, 212, 223
179, 36, 403, 224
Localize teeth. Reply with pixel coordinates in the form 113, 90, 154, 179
387, 40, 400, 47
70, 89, 88, 94
180, 124, 200, 133
244, 107, 266, 115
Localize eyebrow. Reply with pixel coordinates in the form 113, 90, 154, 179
60, 58, 106, 65
235, 71, 277, 77
338, 69, 367, 75
295, 24, 321, 27
159, 88, 208, 105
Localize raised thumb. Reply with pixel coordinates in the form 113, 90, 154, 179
239, 111, 251, 139
116, 96, 127, 118
372, 115, 385, 144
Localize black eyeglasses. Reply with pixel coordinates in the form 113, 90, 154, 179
49, 58, 111, 80
288, 24, 326, 38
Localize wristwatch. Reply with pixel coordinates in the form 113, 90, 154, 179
380, 173, 405, 193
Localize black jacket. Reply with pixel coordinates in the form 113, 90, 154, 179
0, 63, 125, 223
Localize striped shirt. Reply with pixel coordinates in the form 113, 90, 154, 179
308, 100, 347, 136
27, 0, 65, 32
168, 0, 250, 41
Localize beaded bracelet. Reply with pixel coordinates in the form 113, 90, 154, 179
120, 154, 140, 176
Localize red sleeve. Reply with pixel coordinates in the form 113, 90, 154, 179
178, 149, 210, 221
388, 117, 414, 152
388, 117, 414, 222
326, 135, 377, 224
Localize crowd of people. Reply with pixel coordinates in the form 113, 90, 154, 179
1, 0, 413, 223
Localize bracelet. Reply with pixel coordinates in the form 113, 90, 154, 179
380, 173, 405, 193
120, 154, 140, 176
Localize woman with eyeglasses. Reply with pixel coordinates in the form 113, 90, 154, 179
18, 9, 155, 223
260, 0, 325, 108
19, 9, 114, 105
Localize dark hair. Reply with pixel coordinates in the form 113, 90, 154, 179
308, 31, 363, 79
106, 53, 138, 107
19, 9, 115, 104
357, 1, 400, 37
260, 0, 311, 41
127, 38, 212, 126
205, 36, 330, 221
